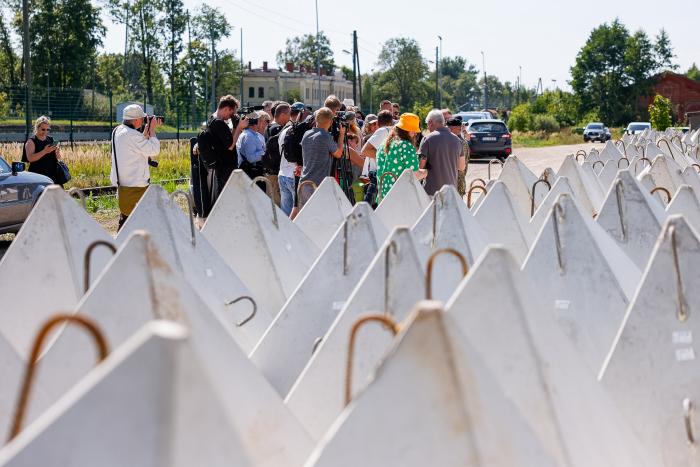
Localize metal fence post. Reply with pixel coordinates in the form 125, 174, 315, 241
109, 91, 113, 132
176, 103, 180, 142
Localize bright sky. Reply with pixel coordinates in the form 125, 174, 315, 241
100, 0, 696, 92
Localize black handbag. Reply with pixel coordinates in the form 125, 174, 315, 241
54, 160, 71, 185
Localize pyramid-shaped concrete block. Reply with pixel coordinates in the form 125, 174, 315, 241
294, 177, 353, 250
375, 169, 430, 231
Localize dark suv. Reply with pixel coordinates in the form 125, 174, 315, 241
583, 122, 611, 142
464, 119, 512, 161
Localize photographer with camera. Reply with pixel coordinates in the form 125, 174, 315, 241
236, 109, 269, 186
110, 104, 162, 230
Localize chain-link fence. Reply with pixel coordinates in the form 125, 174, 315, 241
0, 86, 212, 142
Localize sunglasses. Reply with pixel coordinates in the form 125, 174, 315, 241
38, 127, 50, 132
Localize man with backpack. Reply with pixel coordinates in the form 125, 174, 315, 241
278, 102, 308, 216
263, 102, 290, 207
197, 95, 247, 216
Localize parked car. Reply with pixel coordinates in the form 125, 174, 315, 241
583, 122, 611, 142
0, 157, 52, 234
464, 119, 512, 161
625, 122, 651, 135
455, 111, 492, 124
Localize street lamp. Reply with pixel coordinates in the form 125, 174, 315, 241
437, 35, 442, 108
481, 51, 487, 110
315, 0, 321, 108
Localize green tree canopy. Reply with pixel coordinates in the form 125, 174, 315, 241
376, 37, 429, 111
276, 32, 335, 74
687, 63, 700, 83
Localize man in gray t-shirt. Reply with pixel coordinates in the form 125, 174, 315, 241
300, 127, 338, 186
419, 109, 466, 195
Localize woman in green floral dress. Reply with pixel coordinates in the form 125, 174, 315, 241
376, 112, 424, 199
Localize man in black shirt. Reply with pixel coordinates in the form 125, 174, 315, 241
263, 102, 290, 206
201, 95, 247, 215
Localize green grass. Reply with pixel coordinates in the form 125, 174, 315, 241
512, 127, 624, 148
1, 140, 191, 188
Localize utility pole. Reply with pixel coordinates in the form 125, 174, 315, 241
210, 30, 216, 112
315, 0, 321, 108
239, 28, 244, 104
481, 51, 487, 110
123, 1, 129, 80
435, 46, 439, 108
351, 32, 357, 104
353, 30, 362, 109
437, 35, 442, 108
22, 0, 31, 135
187, 11, 196, 128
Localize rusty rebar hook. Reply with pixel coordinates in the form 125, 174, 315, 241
224, 295, 257, 326
487, 159, 503, 180
431, 191, 444, 248
669, 226, 688, 322
469, 178, 486, 189
296, 180, 318, 209
467, 185, 487, 209
615, 140, 627, 156
377, 171, 397, 201
614, 180, 627, 242
575, 150, 586, 163
692, 164, 700, 174
83, 240, 117, 293
651, 186, 672, 204
251, 176, 278, 229
617, 157, 630, 169
7, 314, 109, 442
425, 248, 469, 300
592, 160, 604, 171
684, 398, 696, 445
384, 241, 397, 316
344, 314, 400, 406
169, 190, 196, 246
657, 139, 676, 161
552, 200, 566, 273
68, 187, 87, 210
633, 157, 651, 174
530, 179, 552, 217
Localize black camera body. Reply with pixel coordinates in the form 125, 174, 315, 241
335, 110, 355, 126
148, 157, 159, 168
238, 105, 264, 126
148, 115, 165, 124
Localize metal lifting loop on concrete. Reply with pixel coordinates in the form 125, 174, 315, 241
530, 179, 552, 217
651, 187, 672, 204
384, 241, 397, 316
575, 150, 587, 162
633, 157, 652, 174
615, 180, 627, 242
469, 178, 487, 189
67, 187, 87, 211
296, 180, 318, 209
7, 313, 109, 442
615, 139, 628, 156
617, 157, 630, 169
311, 336, 323, 355
344, 314, 400, 406
224, 295, 257, 327
169, 190, 196, 246
669, 226, 688, 322
692, 164, 700, 174
636, 144, 646, 157
552, 201, 566, 273
251, 176, 279, 229
425, 248, 469, 300
431, 191, 444, 248
377, 171, 397, 201
487, 159, 503, 179
657, 139, 676, 161
83, 240, 117, 293
592, 160, 604, 171
467, 185, 487, 209
342, 219, 350, 276
684, 398, 696, 445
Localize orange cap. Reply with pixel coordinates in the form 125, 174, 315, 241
396, 113, 421, 133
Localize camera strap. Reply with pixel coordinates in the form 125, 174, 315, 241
111, 126, 121, 187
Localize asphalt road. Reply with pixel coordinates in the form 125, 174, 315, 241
465, 142, 605, 186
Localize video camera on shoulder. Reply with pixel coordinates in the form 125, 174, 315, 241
238, 105, 264, 126
334, 110, 356, 127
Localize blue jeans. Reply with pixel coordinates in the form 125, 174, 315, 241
279, 175, 295, 216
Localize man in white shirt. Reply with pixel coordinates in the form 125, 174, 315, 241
111, 104, 161, 230
277, 102, 305, 216
360, 109, 394, 178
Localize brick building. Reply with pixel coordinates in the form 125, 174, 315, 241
641, 72, 700, 123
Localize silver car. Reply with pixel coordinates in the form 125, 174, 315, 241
0, 157, 52, 234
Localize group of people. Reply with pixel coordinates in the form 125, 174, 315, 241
93, 92, 469, 230
191, 94, 469, 221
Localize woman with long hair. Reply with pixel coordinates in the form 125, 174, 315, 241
376, 113, 424, 199
24, 115, 64, 185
